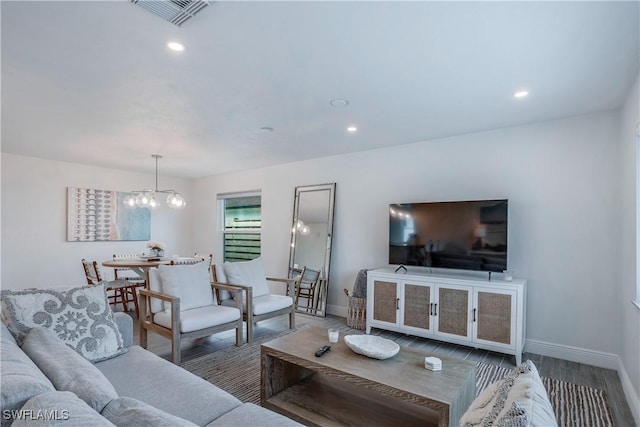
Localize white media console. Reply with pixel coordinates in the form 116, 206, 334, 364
366, 267, 526, 364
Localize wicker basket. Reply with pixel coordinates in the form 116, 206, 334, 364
347, 297, 367, 330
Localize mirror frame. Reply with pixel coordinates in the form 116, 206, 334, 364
288, 183, 336, 317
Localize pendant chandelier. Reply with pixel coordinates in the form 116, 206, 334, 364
123, 154, 186, 209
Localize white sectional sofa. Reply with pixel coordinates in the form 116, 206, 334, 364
1, 309, 301, 427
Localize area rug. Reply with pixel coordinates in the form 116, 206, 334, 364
476, 363, 614, 427
182, 331, 614, 427
180, 326, 309, 404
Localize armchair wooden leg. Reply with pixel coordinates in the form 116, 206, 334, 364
140, 325, 148, 349
171, 330, 181, 365
289, 308, 295, 330
130, 287, 140, 318
246, 319, 253, 343
235, 318, 243, 346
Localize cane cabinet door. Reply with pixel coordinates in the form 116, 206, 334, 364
402, 282, 433, 333
434, 284, 473, 341
371, 280, 399, 327
473, 288, 517, 350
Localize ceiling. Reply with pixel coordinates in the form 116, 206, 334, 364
2, 1, 639, 179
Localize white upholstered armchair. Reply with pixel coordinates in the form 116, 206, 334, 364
212, 257, 295, 342
139, 260, 244, 364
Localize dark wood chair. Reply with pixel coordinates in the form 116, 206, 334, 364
295, 267, 321, 312
81, 259, 141, 317
112, 253, 146, 287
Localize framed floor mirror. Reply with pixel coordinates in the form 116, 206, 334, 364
288, 183, 336, 317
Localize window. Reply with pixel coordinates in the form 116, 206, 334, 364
220, 193, 261, 262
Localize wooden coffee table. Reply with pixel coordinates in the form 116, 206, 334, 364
261, 327, 476, 427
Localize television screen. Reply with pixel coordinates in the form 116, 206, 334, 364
389, 199, 508, 273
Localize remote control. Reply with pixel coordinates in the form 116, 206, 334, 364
315, 345, 331, 357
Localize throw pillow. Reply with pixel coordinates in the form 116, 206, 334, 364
460, 360, 557, 427
222, 257, 270, 297
10, 391, 115, 427
1, 284, 126, 362
158, 262, 215, 312
102, 397, 197, 427
21, 327, 118, 413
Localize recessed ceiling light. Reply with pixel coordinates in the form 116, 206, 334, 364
513, 90, 529, 98
167, 42, 184, 52
347, 126, 358, 133
330, 99, 349, 108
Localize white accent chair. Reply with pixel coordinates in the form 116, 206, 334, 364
212, 257, 295, 343
139, 260, 243, 364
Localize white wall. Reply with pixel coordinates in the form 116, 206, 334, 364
192, 111, 622, 357
1, 154, 193, 288
1, 109, 629, 370
619, 71, 640, 423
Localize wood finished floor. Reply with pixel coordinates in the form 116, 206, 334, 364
129, 312, 636, 427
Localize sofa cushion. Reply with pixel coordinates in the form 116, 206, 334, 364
158, 262, 215, 311
153, 305, 240, 333
102, 397, 196, 427
1, 284, 126, 362
0, 324, 55, 427
21, 327, 118, 413
460, 360, 557, 427
221, 294, 292, 316
10, 391, 115, 427
222, 257, 270, 297
95, 346, 242, 426
205, 403, 303, 427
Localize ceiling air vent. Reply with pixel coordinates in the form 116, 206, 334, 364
130, 0, 212, 27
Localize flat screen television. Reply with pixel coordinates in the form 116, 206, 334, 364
389, 199, 508, 273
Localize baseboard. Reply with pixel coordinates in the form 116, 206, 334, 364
327, 304, 347, 318
618, 357, 640, 426
525, 339, 619, 370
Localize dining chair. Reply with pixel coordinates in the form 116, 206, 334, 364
295, 267, 321, 312
81, 259, 141, 317
139, 258, 243, 364
212, 257, 295, 343
169, 253, 212, 266
289, 267, 304, 296
112, 253, 147, 286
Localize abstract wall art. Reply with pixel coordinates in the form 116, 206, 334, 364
67, 187, 150, 241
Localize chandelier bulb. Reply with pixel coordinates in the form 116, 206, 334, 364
123, 194, 136, 207
167, 192, 186, 209
123, 155, 185, 210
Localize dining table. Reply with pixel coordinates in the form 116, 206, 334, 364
101, 257, 197, 281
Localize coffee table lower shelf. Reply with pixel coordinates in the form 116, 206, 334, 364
264, 372, 440, 427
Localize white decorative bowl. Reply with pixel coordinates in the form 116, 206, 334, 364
343, 335, 400, 360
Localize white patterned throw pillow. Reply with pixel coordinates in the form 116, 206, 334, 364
0, 284, 126, 362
